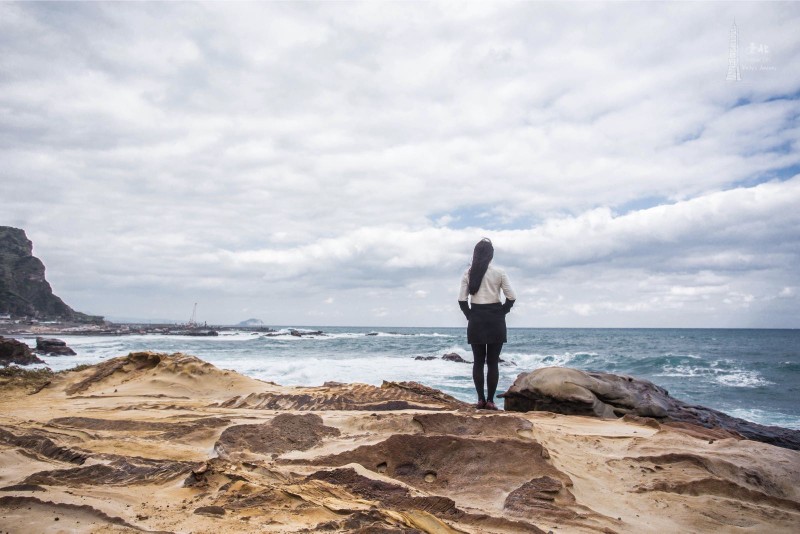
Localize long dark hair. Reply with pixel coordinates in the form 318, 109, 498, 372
468, 238, 494, 295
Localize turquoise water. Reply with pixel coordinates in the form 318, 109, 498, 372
19, 327, 800, 430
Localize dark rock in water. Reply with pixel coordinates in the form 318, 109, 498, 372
289, 329, 324, 337
442, 352, 469, 363
0, 336, 44, 366
35, 337, 76, 356
415, 356, 437, 361
171, 329, 218, 337
500, 367, 800, 451
0, 226, 103, 322
365, 332, 379, 336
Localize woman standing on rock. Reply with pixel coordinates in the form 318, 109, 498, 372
458, 238, 516, 410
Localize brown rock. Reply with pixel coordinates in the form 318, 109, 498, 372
301, 433, 569, 502
501, 367, 800, 450
215, 413, 340, 458
0, 336, 43, 366
194, 505, 226, 516
441, 352, 468, 363
35, 337, 76, 356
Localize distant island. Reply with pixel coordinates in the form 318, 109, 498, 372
237, 318, 266, 327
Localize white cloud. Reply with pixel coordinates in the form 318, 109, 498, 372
1, 2, 799, 327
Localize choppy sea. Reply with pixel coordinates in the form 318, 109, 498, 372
17, 327, 800, 430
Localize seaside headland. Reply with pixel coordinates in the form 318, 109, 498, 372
1, 352, 798, 533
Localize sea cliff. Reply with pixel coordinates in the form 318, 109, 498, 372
0, 353, 798, 533
0, 226, 102, 323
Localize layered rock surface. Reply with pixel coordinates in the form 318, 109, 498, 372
0, 353, 798, 533
500, 367, 800, 450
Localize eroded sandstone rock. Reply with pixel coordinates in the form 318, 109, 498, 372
501, 367, 800, 450
215, 413, 340, 458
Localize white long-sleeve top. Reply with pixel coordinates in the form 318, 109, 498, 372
458, 265, 516, 304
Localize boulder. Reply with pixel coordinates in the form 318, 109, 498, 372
0, 336, 44, 366
441, 352, 469, 363
500, 367, 800, 451
35, 337, 76, 356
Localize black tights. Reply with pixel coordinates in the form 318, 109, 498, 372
471, 343, 502, 402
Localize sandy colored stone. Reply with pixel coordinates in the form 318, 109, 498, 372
0, 352, 796, 534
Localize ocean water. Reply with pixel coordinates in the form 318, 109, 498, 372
17, 327, 800, 430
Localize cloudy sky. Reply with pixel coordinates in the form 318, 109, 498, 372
2, 2, 799, 328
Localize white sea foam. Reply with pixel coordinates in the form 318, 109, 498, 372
725, 408, 800, 429
714, 371, 772, 388
235, 355, 473, 391
502, 351, 596, 369
9, 330, 795, 422
657, 363, 772, 388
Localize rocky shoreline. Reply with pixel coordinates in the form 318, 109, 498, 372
0, 320, 275, 338
0, 352, 798, 533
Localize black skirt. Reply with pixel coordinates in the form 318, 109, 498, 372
467, 303, 507, 344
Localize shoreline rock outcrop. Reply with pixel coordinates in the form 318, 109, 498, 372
35, 337, 76, 356
500, 366, 800, 451
0, 336, 44, 366
0, 353, 798, 533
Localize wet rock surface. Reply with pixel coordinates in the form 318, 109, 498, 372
0, 352, 798, 534
35, 336, 76, 356
441, 352, 469, 363
501, 366, 800, 450
0, 335, 43, 366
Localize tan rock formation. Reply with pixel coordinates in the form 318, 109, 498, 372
0, 352, 798, 533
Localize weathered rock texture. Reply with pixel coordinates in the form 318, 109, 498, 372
0, 335, 44, 366
35, 337, 76, 356
501, 366, 800, 450
0, 353, 798, 534
0, 226, 101, 322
